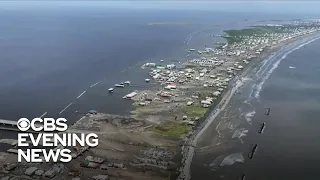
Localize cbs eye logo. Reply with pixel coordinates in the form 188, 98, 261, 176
17, 118, 31, 131
16, 118, 68, 132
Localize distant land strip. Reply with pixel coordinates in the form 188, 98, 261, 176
147, 22, 191, 26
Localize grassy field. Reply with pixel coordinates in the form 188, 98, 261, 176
223, 26, 291, 44
153, 121, 191, 139
184, 106, 208, 118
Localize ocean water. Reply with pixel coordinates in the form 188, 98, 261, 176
191, 33, 320, 179
244, 38, 320, 180
0, 1, 295, 123
0, 4, 211, 122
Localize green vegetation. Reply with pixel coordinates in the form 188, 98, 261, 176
153, 121, 191, 139
134, 107, 155, 114
184, 106, 208, 118
223, 26, 290, 44
147, 22, 191, 26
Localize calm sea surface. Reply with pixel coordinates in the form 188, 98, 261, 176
0, 2, 299, 122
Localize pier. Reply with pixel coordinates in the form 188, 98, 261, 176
0, 119, 19, 132
0, 119, 18, 126
0, 119, 42, 132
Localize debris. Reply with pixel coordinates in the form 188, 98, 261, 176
85, 156, 105, 164
34, 169, 44, 176
3, 163, 17, 171
44, 169, 56, 178
108, 163, 125, 169
92, 175, 109, 180
0, 176, 10, 180
24, 167, 38, 176
81, 160, 100, 168
265, 108, 270, 115
100, 164, 109, 170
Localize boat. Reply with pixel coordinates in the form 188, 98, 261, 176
123, 92, 137, 99
108, 88, 114, 92
114, 84, 125, 88
119, 82, 124, 85
124, 81, 131, 85
145, 79, 150, 82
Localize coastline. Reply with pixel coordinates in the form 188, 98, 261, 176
2, 22, 320, 180
177, 31, 320, 180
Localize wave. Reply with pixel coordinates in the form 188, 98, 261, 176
244, 110, 256, 124
252, 37, 320, 99
220, 153, 244, 166
209, 155, 225, 167
232, 128, 248, 143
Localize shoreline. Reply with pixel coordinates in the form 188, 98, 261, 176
2, 22, 320, 180
176, 31, 320, 180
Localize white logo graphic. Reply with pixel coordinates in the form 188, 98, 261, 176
17, 118, 99, 163
17, 118, 30, 131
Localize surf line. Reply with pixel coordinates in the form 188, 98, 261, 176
254, 36, 320, 99
90, 81, 101, 88
59, 103, 73, 115
77, 90, 86, 99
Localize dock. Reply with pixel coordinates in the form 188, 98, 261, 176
0, 119, 18, 126
0, 119, 42, 132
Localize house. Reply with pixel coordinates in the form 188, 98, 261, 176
165, 83, 177, 90
213, 91, 221, 97
186, 121, 195, 126
166, 64, 176, 69
201, 100, 212, 106
159, 92, 172, 97
187, 101, 194, 106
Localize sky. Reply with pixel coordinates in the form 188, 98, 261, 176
0, 1, 319, 15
